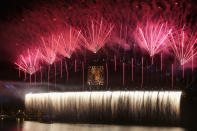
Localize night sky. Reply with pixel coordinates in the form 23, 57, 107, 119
0, 0, 196, 82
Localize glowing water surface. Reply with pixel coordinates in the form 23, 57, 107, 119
0, 121, 185, 131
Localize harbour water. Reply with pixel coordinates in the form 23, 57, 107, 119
0, 121, 185, 131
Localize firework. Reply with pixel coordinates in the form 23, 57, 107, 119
169, 29, 197, 66
39, 34, 60, 88
7, 0, 196, 88
116, 23, 131, 51
136, 20, 172, 57
15, 49, 40, 75
114, 55, 117, 72
40, 66, 42, 84
131, 58, 134, 81
122, 62, 125, 86
172, 64, 174, 88
58, 27, 81, 58
82, 61, 84, 89
60, 60, 63, 78
105, 63, 108, 88
40, 35, 59, 65
65, 61, 69, 81
25, 91, 182, 121
81, 18, 114, 53
141, 57, 144, 87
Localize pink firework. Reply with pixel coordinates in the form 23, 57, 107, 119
169, 29, 197, 66
15, 49, 40, 75
58, 26, 81, 58
135, 20, 172, 57
40, 35, 59, 65
113, 23, 131, 51
81, 18, 114, 53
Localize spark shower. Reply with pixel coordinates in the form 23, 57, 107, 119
25, 91, 182, 122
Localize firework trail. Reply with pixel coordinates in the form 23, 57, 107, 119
82, 61, 84, 89
172, 64, 174, 88
60, 60, 63, 78
106, 63, 108, 88
65, 61, 69, 81
18, 67, 21, 78
123, 62, 125, 86
169, 29, 197, 66
131, 57, 134, 81
40, 66, 42, 84
141, 57, 144, 87
40, 34, 60, 89
114, 55, 117, 72
15, 49, 40, 84
58, 26, 81, 58
81, 18, 114, 53
135, 20, 172, 57
40, 35, 59, 65
75, 59, 77, 72
161, 53, 163, 72
111, 23, 131, 52
15, 49, 40, 75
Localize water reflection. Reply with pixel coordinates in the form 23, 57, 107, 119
20, 121, 185, 131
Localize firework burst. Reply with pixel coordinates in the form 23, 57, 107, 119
81, 18, 114, 53
169, 29, 197, 66
40, 35, 59, 65
58, 26, 81, 58
135, 20, 172, 57
15, 49, 40, 75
